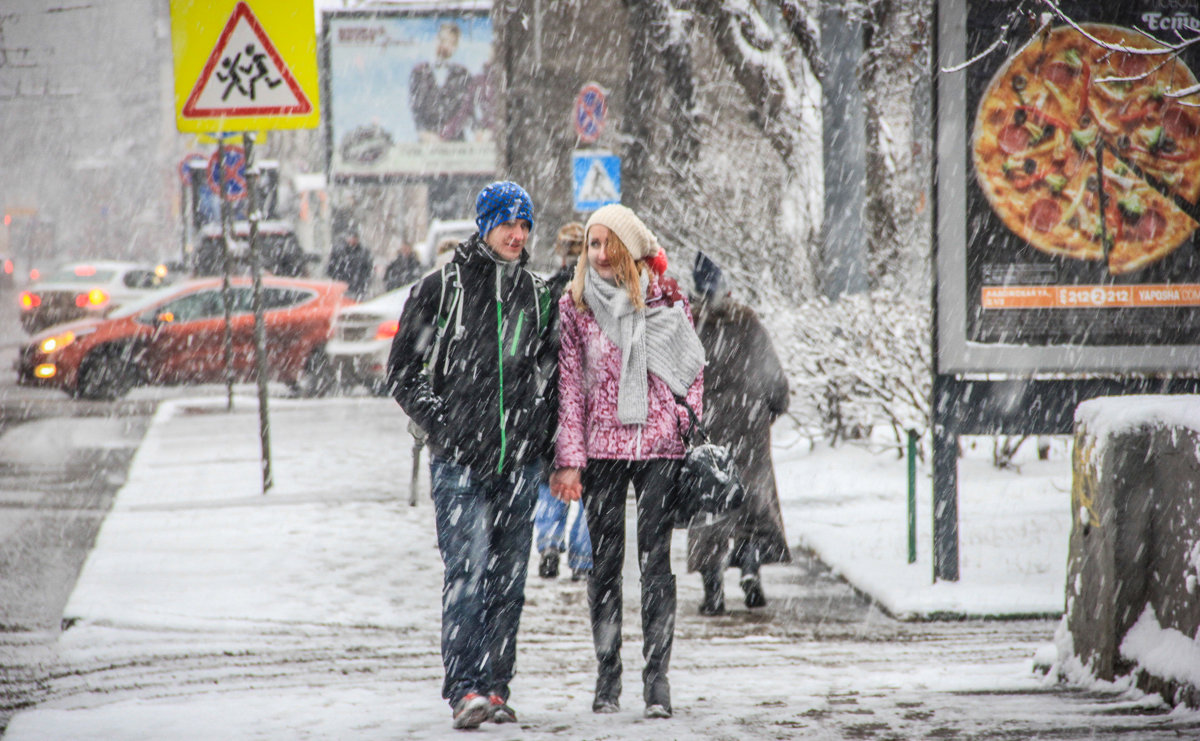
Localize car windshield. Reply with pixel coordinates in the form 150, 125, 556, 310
108, 284, 194, 319
42, 266, 118, 283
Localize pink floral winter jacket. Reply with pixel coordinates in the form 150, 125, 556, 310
555, 275, 704, 470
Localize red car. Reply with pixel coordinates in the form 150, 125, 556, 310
16, 276, 352, 400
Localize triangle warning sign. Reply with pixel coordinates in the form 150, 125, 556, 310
579, 160, 619, 204
182, 2, 312, 119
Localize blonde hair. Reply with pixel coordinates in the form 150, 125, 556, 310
570, 228, 646, 311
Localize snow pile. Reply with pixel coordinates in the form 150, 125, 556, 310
1074, 395, 1200, 440
1120, 607, 1200, 693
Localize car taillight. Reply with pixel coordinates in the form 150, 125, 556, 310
375, 320, 399, 340
77, 289, 108, 307
3, 260, 12, 275
20, 292, 40, 308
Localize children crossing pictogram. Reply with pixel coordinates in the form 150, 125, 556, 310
182, 1, 312, 119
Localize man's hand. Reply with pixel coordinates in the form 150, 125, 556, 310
550, 467, 582, 502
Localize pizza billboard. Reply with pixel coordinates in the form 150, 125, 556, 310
935, 0, 1200, 373
320, 4, 497, 181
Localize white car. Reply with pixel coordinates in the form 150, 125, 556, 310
325, 282, 414, 395
19, 260, 177, 334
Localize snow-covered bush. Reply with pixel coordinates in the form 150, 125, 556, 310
762, 289, 931, 453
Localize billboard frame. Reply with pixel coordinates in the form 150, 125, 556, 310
934, 0, 1200, 375
320, 2, 497, 184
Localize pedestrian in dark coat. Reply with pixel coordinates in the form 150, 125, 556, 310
382, 242, 422, 291
686, 252, 791, 615
326, 230, 374, 300
386, 181, 557, 730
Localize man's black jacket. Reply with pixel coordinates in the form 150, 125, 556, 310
387, 235, 558, 476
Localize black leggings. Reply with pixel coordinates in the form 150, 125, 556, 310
582, 459, 683, 590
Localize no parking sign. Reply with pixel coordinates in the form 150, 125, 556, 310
573, 83, 607, 144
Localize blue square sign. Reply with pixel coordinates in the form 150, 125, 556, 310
573, 151, 621, 212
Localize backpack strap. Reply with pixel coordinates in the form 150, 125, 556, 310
427, 263, 463, 377
529, 271, 553, 332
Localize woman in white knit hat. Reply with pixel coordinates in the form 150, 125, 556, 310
550, 203, 705, 720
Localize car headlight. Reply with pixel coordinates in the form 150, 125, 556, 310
38, 327, 94, 353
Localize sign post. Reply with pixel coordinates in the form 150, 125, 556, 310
170, 0, 320, 493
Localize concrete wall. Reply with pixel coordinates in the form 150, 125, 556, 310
1068, 396, 1200, 707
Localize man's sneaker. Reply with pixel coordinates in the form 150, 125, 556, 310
488, 695, 517, 723
645, 703, 672, 719
741, 574, 767, 608
538, 548, 560, 579
452, 693, 491, 730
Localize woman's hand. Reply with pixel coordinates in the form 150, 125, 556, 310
550, 467, 582, 502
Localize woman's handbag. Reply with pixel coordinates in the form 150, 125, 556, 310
674, 398, 745, 526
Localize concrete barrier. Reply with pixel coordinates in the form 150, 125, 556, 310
1065, 395, 1200, 708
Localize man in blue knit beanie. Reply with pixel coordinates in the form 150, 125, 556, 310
388, 180, 557, 730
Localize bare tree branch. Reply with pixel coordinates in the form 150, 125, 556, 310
776, 0, 824, 81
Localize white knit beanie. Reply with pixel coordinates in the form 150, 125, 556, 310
585, 204, 660, 261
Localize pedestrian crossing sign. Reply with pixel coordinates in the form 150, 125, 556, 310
573, 151, 621, 212
170, 0, 320, 133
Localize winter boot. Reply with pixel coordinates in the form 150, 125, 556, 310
539, 547, 560, 579
699, 568, 725, 616
641, 574, 676, 717
589, 576, 622, 712
736, 541, 767, 608
741, 573, 767, 608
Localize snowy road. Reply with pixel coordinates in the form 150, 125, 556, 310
1, 396, 1198, 739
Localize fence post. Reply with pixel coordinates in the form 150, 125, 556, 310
907, 429, 918, 564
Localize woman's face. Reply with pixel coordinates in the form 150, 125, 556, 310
587, 225, 616, 281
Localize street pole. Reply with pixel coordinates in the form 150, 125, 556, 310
244, 132, 273, 494
216, 139, 236, 411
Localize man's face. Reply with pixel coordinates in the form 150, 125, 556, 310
436, 27, 459, 61
485, 219, 530, 262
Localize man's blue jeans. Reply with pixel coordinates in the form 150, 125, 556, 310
534, 483, 593, 571
429, 455, 539, 706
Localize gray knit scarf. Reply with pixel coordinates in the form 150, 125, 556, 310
584, 267, 706, 425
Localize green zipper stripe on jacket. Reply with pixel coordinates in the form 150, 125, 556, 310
496, 294, 507, 474
510, 311, 524, 356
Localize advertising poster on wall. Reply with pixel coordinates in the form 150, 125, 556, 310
322, 6, 496, 180
937, 0, 1200, 372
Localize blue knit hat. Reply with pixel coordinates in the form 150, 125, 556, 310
475, 181, 534, 238
693, 251, 724, 298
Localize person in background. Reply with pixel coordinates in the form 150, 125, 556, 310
433, 237, 459, 270
386, 181, 557, 730
383, 242, 422, 291
551, 204, 704, 720
326, 229, 374, 300
685, 252, 791, 615
534, 221, 592, 581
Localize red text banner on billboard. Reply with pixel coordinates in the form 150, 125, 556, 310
322, 4, 497, 180
936, 0, 1200, 373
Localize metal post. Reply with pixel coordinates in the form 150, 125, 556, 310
216, 139, 236, 411
931, 374, 960, 582
907, 429, 918, 564
244, 133, 273, 493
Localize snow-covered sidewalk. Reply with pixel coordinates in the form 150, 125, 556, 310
3, 396, 1117, 740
